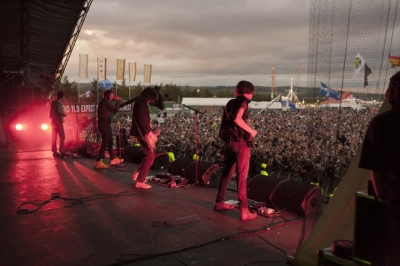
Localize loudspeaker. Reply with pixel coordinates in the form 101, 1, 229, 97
151, 151, 169, 170
353, 192, 386, 265
64, 140, 100, 158
123, 145, 169, 169
184, 161, 220, 184
247, 175, 322, 215
167, 158, 195, 176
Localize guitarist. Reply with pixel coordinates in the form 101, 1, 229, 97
130, 87, 161, 189
214, 80, 258, 221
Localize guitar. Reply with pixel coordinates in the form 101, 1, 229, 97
144, 129, 161, 150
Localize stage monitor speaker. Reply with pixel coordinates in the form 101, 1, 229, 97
65, 140, 100, 158
247, 175, 286, 209
353, 191, 386, 265
184, 161, 220, 184
247, 175, 322, 215
123, 146, 169, 169
167, 158, 195, 176
151, 151, 169, 170
124, 146, 143, 164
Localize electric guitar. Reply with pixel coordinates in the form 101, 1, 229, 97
145, 129, 161, 150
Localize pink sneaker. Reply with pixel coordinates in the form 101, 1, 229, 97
135, 182, 151, 189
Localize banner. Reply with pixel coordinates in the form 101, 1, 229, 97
97, 58, 107, 80
144, 64, 152, 83
129, 62, 137, 82
79, 54, 88, 79
389, 54, 400, 68
116, 59, 125, 80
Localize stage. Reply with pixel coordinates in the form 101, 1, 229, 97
0, 147, 323, 266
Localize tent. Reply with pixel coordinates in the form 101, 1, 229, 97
98, 79, 115, 90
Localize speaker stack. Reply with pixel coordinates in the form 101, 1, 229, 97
167, 158, 220, 184
123, 145, 169, 170
247, 175, 322, 216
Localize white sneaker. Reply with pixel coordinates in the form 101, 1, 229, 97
135, 182, 151, 189
110, 158, 124, 165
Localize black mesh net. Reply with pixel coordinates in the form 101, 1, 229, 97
308, 0, 400, 101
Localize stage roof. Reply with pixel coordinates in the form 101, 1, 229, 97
0, 0, 90, 96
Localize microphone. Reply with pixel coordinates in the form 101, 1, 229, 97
164, 94, 169, 98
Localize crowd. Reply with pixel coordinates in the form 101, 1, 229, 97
147, 107, 377, 194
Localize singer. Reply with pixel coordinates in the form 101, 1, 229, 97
95, 88, 124, 169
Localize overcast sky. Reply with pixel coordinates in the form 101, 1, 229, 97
64, 0, 310, 87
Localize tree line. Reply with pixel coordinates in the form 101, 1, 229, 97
54, 76, 273, 103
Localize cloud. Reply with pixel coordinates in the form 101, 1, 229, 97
64, 0, 310, 87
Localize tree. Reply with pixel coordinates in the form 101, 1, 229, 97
59, 76, 78, 102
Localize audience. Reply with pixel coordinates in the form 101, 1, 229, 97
153, 107, 377, 194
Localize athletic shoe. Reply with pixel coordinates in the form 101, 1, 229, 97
95, 159, 108, 169
135, 182, 151, 189
240, 208, 257, 221
110, 158, 124, 165
132, 171, 139, 181
214, 202, 235, 211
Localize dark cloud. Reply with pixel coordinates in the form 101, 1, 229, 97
64, 0, 310, 86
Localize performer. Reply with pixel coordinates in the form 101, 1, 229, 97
214, 80, 258, 221
130, 87, 161, 189
95, 88, 124, 169
49, 90, 67, 158
359, 71, 400, 265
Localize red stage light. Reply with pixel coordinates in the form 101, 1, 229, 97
41, 123, 49, 130
15, 124, 23, 131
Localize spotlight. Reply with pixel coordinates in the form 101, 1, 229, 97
15, 124, 23, 131
41, 123, 49, 130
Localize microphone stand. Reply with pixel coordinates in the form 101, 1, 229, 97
164, 94, 204, 185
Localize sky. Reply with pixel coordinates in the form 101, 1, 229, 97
64, 0, 310, 88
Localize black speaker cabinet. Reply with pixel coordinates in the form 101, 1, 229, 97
247, 175, 322, 215
123, 145, 169, 169
353, 191, 386, 265
184, 161, 220, 184
167, 158, 195, 176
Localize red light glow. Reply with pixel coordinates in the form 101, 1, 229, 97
41, 124, 49, 130
15, 124, 23, 131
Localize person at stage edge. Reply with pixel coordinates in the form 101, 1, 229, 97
95, 88, 124, 169
49, 90, 67, 158
214, 80, 258, 221
130, 87, 160, 189
359, 70, 400, 265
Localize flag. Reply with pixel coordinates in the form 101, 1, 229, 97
353, 53, 365, 77
116, 59, 125, 80
364, 64, 372, 88
320, 82, 340, 100
389, 54, 400, 68
144, 64, 152, 83
79, 54, 88, 79
129, 62, 137, 82
97, 58, 106, 80
288, 101, 296, 110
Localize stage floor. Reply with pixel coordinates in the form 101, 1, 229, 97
0, 147, 322, 266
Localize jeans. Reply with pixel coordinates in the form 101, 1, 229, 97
136, 140, 155, 182
97, 122, 115, 161
51, 119, 65, 153
216, 139, 251, 209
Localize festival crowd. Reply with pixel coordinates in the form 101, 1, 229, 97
118, 107, 378, 195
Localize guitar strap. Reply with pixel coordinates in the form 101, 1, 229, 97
132, 117, 146, 143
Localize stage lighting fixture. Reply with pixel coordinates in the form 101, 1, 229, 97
15, 124, 23, 131
41, 123, 49, 130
